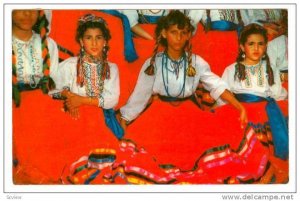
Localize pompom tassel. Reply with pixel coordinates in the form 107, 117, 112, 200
144, 64, 155, 76
186, 65, 196, 77
48, 76, 56, 90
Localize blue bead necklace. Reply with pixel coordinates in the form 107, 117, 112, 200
161, 52, 187, 98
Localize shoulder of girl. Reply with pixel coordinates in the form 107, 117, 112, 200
108, 61, 118, 69
60, 57, 77, 65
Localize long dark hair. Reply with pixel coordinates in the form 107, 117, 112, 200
144, 10, 196, 76
235, 23, 274, 86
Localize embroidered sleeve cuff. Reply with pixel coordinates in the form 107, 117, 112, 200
98, 95, 104, 108
120, 116, 131, 125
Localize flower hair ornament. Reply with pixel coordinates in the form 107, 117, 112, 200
78, 14, 107, 26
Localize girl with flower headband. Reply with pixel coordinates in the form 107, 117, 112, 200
51, 14, 123, 139
220, 23, 288, 160
12, 9, 59, 107
120, 10, 247, 130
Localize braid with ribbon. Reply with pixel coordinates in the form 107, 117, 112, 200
186, 40, 196, 77
12, 49, 21, 107
144, 34, 161, 76
264, 53, 274, 86
33, 10, 55, 93
101, 44, 110, 80
76, 45, 85, 87
234, 49, 246, 82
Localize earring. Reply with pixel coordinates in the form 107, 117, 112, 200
242, 53, 245, 58
80, 45, 85, 56
103, 44, 108, 53
262, 54, 266, 59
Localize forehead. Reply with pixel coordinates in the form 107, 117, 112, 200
166, 24, 189, 31
83, 28, 103, 35
246, 34, 266, 42
13, 10, 39, 15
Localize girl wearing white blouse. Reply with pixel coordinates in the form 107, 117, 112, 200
221, 23, 288, 160
120, 10, 247, 130
52, 14, 123, 139
12, 9, 59, 107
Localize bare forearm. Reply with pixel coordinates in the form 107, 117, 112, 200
220, 89, 243, 111
220, 89, 248, 127
131, 24, 154, 40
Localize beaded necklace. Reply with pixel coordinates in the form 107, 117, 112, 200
81, 55, 104, 98
161, 52, 187, 98
244, 61, 264, 88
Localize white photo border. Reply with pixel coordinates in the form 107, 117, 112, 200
1, 0, 298, 197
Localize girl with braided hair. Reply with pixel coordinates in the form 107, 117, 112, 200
12, 9, 59, 107
120, 10, 247, 130
12, 9, 60, 183
51, 14, 123, 139
221, 23, 288, 160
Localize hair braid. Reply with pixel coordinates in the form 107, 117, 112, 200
101, 44, 110, 80
144, 34, 161, 76
234, 50, 246, 82
36, 10, 55, 92
12, 49, 17, 84
12, 47, 21, 107
264, 53, 274, 86
76, 46, 85, 87
186, 40, 196, 77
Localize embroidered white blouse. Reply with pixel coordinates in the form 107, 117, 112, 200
53, 57, 120, 109
219, 60, 287, 105
12, 33, 59, 84
120, 52, 228, 122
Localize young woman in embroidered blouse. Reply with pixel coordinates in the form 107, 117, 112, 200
220, 23, 288, 160
12, 9, 59, 107
120, 10, 247, 130
221, 23, 287, 101
52, 14, 123, 139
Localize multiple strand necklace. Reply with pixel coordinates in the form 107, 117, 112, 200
82, 55, 104, 98
161, 52, 187, 98
244, 61, 264, 88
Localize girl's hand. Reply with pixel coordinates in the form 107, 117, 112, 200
68, 107, 80, 120
239, 106, 248, 129
65, 94, 84, 110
